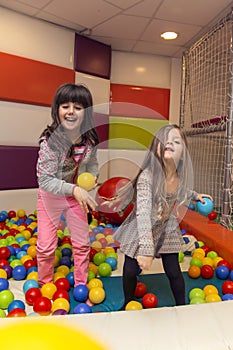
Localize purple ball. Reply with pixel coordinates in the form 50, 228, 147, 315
52, 309, 68, 315
1, 265, 12, 279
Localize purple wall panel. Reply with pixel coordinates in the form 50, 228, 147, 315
0, 146, 39, 190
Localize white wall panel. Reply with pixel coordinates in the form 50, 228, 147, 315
0, 189, 38, 213
0, 101, 50, 146
111, 51, 171, 88
75, 72, 110, 114
169, 58, 182, 125
0, 8, 74, 69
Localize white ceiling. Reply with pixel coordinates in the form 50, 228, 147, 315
1, 0, 233, 58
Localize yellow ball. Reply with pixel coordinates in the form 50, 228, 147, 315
0, 320, 107, 350
103, 246, 115, 255
193, 248, 205, 258
27, 245, 37, 258
203, 284, 219, 296
0, 269, 7, 279
56, 265, 70, 276
91, 241, 102, 252
21, 255, 33, 264
77, 172, 95, 191
125, 301, 143, 311
88, 262, 98, 276
88, 278, 103, 290
213, 256, 223, 268
52, 297, 70, 313
202, 257, 214, 267
17, 209, 26, 218
26, 271, 38, 281
41, 282, 57, 300
53, 271, 65, 282
89, 287, 105, 304
205, 294, 221, 303
22, 229, 32, 240
28, 237, 37, 246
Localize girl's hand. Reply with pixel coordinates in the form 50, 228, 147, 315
196, 194, 213, 204
136, 256, 153, 270
73, 186, 97, 213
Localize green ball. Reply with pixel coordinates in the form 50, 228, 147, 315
207, 251, 218, 259
10, 259, 23, 268
0, 290, 14, 309
178, 251, 184, 263
190, 297, 206, 305
189, 288, 205, 301
105, 252, 118, 260
197, 241, 205, 247
93, 252, 106, 266
98, 262, 112, 277
0, 309, 6, 317
190, 257, 203, 268
87, 270, 95, 282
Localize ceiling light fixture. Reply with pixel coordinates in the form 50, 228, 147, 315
160, 31, 178, 40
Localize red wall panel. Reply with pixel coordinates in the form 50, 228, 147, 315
0, 52, 75, 106
110, 83, 170, 119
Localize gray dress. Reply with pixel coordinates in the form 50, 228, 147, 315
113, 169, 198, 259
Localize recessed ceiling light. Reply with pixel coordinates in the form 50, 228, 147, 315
160, 31, 178, 40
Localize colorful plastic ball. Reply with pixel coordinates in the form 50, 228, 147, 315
0, 246, 11, 260
56, 265, 70, 276
0, 309, 6, 317
190, 297, 206, 304
1, 265, 12, 279
0, 268, 8, 279
0, 320, 107, 349
217, 259, 231, 270
196, 198, 214, 216
190, 257, 203, 268
89, 287, 105, 304
125, 300, 143, 311
208, 211, 217, 220
73, 284, 89, 302
0, 277, 9, 291
59, 256, 72, 268
142, 293, 158, 308
7, 308, 27, 317
51, 297, 70, 313
54, 277, 70, 291
202, 257, 214, 267
189, 288, 205, 301
88, 278, 103, 290
98, 262, 112, 277
93, 252, 106, 266
87, 270, 96, 282
0, 290, 14, 309
23, 279, 39, 294
105, 251, 118, 260
33, 296, 52, 316
41, 282, 57, 300
201, 265, 214, 279
73, 303, 92, 314
8, 299, 25, 312
205, 294, 221, 303
207, 250, 218, 259
52, 309, 68, 315
52, 289, 70, 301
61, 247, 72, 257
77, 172, 95, 191
188, 265, 201, 279
222, 293, 233, 301
134, 282, 147, 298
25, 287, 42, 306
215, 265, 230, 279
66, 272, 74, 287
12, 265, 27, 280
178, 251, 184, 263
203, 284, 219, 296
222, 280, 233, 295
229, 270, 233, 281
105, 257, 117, 270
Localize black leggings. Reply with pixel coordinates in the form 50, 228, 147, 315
122, 253, 185, 307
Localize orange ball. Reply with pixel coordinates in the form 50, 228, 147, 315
188, 265, 201, 278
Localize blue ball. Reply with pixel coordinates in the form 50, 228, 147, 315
8, 299, 25, 312
215, 265, 230, 280
229, 270, 233, 281
59, 256, 72, 268
23, 279, 39, 294
0, 278, 9, 292
105, 257, 117, 270
73, 284, 89, 302
222, 293, 233, 301
73, 303, 92, 314
12, 265, 27, 280
188, 203, 195, 211
196, 198, 214, 216
66, 272, 74, 287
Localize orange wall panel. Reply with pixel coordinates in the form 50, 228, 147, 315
0, 52, 75, 106
110, 83, 170, 119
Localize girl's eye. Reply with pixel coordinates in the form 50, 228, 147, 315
74, 106, 83, 111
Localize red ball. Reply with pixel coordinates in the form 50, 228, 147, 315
54, 278, 70, 291
52, 289, 70, 301
201, 265, 214, 279
96, 177, 134, 225
0, 247, 11, 260
135, 282, 147, 298
208, 211, 217, 220
7, 308, 26, 317
142, 293, 158, 308
25, 287, 42, 306
217, 260, 231, 270
23, 259, 37, 270
89, 248, 98, 262
201, 245, 210, 256
222, 280, 233, 295
8, 210, 16, 219
33, 296, 52, 316
0, 259, 9, 267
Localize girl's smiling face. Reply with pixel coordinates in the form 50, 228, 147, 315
58, 102, 84, 132
164, 128, 183, 165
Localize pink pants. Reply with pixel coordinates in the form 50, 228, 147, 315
36, 189, 90, 287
